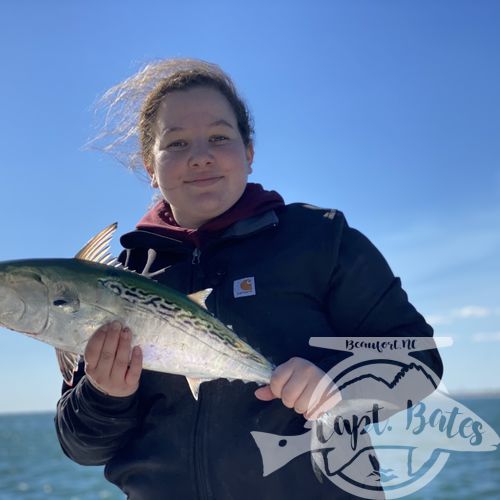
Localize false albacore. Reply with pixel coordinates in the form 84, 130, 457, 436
0, 224, 273, 398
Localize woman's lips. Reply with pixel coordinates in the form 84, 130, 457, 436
185, 176, 223, 187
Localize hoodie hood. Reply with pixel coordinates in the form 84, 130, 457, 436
136, 183, 285, 247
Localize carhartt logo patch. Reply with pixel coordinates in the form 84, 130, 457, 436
233, 277, 256, 298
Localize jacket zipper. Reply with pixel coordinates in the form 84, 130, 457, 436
190, 247, 210, 500
189, 247, 201, 293
192, 247, 201, 264
190, 225, 277, 500
193, 390, 210, 500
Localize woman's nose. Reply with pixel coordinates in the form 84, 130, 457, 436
189, 141, 214, 167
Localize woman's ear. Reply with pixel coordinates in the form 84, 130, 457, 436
246, 143, 254, 174
146, 165, 158, 188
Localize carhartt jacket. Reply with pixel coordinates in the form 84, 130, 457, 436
55, 204, 443, 500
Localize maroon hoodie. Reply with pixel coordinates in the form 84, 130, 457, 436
136, 183, 285, 248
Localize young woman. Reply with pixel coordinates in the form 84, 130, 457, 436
55, 59, 443, 499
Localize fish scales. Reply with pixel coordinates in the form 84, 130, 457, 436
100, 277, 256, 359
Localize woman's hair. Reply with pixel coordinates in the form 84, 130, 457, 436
89, 58, 254, 175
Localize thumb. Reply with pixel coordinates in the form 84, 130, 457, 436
254, 385, 278, 401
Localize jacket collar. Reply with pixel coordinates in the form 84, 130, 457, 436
120, 208, 280, 252
222, 208, 278, 238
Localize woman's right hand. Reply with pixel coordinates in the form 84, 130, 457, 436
84, 320, 143, 397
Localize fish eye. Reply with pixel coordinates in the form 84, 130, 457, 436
51, 285, 80, 313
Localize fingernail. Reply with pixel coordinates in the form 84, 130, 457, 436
121, 329, 130, 340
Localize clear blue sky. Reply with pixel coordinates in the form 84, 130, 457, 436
0, 0, 499, 413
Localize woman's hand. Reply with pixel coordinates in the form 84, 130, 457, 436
84, 320, 143, 397
254, 357, 341, 419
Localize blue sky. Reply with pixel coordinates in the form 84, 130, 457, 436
0, 1, 499, 413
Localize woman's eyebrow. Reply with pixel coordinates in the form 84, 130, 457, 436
162, 126, 183, 134
162, 119, 235, 135
209, 119, 235, 129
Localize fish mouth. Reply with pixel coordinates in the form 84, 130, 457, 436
0, 272, 49, 335
0, 285, 26, 323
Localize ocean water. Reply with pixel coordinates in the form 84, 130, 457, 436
0, 413, 122, 500
0, 398, 498, 499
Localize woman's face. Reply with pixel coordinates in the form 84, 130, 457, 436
150, 87, 254, 229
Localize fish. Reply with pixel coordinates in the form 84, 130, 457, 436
0, 223, 273, 399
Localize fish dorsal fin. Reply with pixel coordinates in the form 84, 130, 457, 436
187, 288, 212, 310
186, 377, 212, 400
75, 222, 123, 268
56, 348, 80, 386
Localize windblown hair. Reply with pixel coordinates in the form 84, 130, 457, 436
88, 58, 254, 176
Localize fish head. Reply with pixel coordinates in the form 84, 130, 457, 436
0, 262, 49, 336
0, 259, 86, 344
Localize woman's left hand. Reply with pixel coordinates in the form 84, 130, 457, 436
254, 357, 341, 420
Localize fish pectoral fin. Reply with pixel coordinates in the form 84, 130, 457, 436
74, 222, 124, 269
186, 377, 212, 400
55, 348, 80, 386
187, 289, 212, 310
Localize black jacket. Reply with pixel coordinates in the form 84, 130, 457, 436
55, 204, 443, 500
